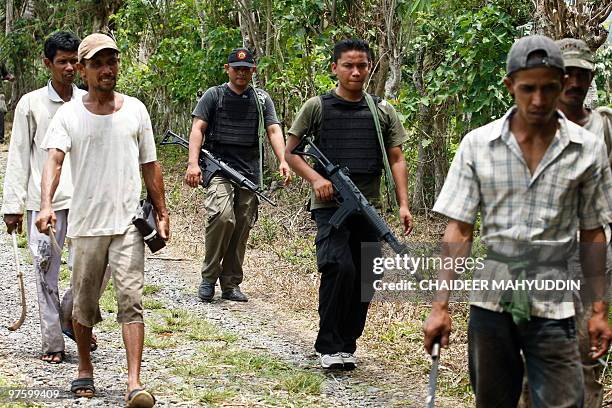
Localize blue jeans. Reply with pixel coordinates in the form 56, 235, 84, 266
468, 306, 583, 408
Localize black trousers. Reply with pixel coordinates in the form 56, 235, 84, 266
312, 208, 381, 354
468, 306, 583, 408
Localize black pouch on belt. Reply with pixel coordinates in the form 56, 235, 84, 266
132, 198, 166, 253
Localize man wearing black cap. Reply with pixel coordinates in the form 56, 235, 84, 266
185, 47, 290, 303
423, 35, 612, 407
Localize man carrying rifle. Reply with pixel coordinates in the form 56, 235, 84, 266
285, 38, 413, 370
185, 47, 290, 303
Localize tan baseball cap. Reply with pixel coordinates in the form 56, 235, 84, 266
78, 33, 119, 62
555, 38, 594, 71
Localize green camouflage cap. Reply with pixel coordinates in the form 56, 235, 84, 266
555, 38, 594, 71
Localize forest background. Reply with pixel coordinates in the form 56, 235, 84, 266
0, 0, 611, 404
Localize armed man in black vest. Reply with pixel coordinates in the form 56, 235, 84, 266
185, 47, 290, 303
285, 38, 413, 369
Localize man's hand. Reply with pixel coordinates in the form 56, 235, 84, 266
4, 214, 23, 234
156, 210, 170, 241
312, 177, 334, 202
279, 160, 292, 186
35, 208, 56, 235
423, 303, 452, 354
399, 206, 413, 235
588, 308, 612, 360
184, 163, 202, 188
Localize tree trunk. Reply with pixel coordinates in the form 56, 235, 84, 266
92, 0, 123, 32
6, 0, 13, 34
533, 0, 612, 51
382, 0, 403, 99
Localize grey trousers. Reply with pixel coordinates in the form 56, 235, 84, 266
26, 209, 70, 354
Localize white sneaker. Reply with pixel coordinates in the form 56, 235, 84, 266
320, 353, 344, 369
340, 352, 357, 370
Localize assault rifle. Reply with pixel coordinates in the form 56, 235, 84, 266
291, 137, 407, 255
161, 130, 276, 206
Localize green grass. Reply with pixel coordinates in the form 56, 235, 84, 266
278, 371, 324, 395
186, 320, 238, 343
156, 312, 327, 407
143, 284, 162, 296
143, 298, 165, 310
177, 386, 236, 406
99, 281, 117, 313
58, 265, 70, 289
96, 317, 121, 332
144, 334, 177, 349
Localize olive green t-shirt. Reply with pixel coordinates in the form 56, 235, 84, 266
288, 90, 409, 210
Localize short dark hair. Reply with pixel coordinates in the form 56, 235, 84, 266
333, 39, 373, 62
44, 32, 80, 61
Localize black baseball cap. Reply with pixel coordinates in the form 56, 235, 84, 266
228, 48, 256, 68
506, 35, 565, 76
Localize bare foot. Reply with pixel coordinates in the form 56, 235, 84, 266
41, 351, 64, 364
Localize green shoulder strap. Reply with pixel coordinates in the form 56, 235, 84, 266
364, 93, 398, 209
251, 84, 266, 189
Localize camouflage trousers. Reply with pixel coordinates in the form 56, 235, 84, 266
200, 176, 258, 291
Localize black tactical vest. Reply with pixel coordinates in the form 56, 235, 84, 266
317, 92, 383, 175
208, 86, 259, 147
203, 85, 261, 184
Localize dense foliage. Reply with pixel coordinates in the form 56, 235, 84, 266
0, 0, 610, 210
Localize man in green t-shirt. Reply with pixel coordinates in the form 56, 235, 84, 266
285, 38, 413, 370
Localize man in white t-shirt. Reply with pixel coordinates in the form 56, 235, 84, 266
37, 33, 168, 407
2, 31, 90, 364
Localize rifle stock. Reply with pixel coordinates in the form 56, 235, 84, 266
161, 130, 276, 206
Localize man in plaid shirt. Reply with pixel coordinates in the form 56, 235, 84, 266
423, 35, 612, 407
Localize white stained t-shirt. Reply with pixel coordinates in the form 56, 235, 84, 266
42, 93, 157, 237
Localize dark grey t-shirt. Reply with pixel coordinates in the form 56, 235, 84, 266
191, 84, 280, 184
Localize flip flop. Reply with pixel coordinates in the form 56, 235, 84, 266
70, 377, 95, 398
41, 351, 65, 364
62, 328, 98, 351
126, 388, 156, 408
